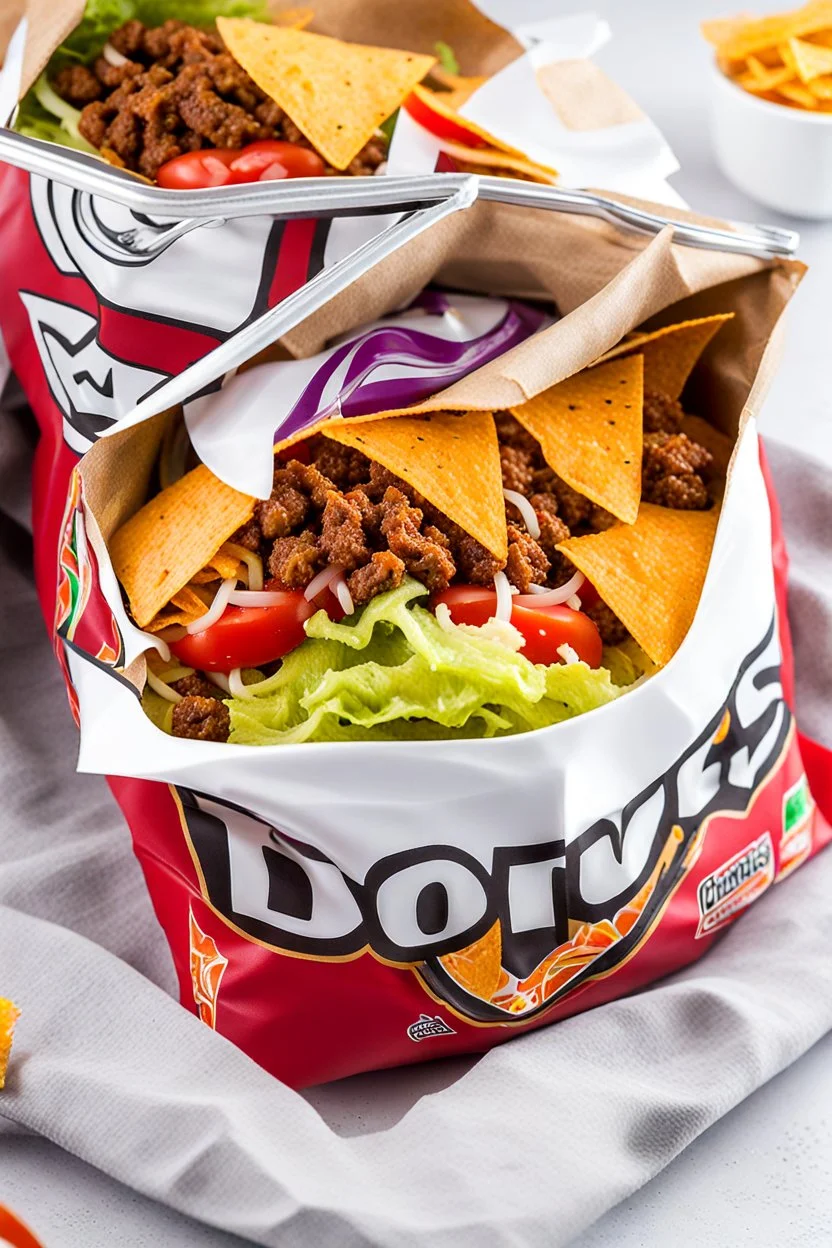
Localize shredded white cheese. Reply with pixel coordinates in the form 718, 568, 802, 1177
335, 576, 355, 616
493, 570, 513, 623
503, 489, 540, 539
186, 578, 236, 634
102, 41, 128, 67
304, 564, 343, 601
146, 670, 182, 703
556, 642, 581, 665
435, 602, 525, 652
223, 543, 264, 592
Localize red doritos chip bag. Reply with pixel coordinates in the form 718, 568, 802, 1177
3, 158, 830, 1089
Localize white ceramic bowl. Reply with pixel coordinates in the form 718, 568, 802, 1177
710, 61, 832, 218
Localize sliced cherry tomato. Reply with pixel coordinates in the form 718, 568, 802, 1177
403, 90, 489, 149
156, 150, 238, 190
157, 141, 325, 190
228, 140, 326, 180
433, 585, 603, 668
277, 439, 311, 465
577, 579, 599, 610
169, 580, 344, 671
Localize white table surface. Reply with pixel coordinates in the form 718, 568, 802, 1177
3, 1, 832, 1244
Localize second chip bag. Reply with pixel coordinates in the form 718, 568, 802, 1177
42, 195, 832, 1086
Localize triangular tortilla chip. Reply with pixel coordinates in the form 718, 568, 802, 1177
435, 138, 558, 184
701, 14, 757, 47
440, 920, 502, 1001
712, 3, 832, 62
777, 79, 819, 106
787, 35, 832, 79
322, 410, 507, 559
808, 73, 832, 97
218, 18, 435, 170
596, 314, 733, 400
509, 355, 644, 525
110, 465, 254, 628
558, 503, 720, 666
0, 998, 20, 1090
406, 84, 558, 174
737, 58, 795, 91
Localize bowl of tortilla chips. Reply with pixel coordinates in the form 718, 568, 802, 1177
704, 4, 832, 217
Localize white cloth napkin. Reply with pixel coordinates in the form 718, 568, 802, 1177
1, 397, 830, 1247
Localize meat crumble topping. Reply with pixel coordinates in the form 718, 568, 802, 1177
53, 20, 387, 180
170, 387, 715, 740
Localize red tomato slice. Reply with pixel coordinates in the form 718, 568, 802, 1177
403, 90, 489, 148
229, 140, 326, 180
433, 586, 603, 668
157, 150, 238, 190
157, 141, 326, 190
277, 440, 310, 464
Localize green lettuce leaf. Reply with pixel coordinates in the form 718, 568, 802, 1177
602, 638, 658, 688
434, 40, 460, 74
227, 578, 622, 746
14, 0, 270, 149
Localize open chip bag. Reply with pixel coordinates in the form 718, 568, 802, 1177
3, 182, 824, 1089
0, 0, 683, 445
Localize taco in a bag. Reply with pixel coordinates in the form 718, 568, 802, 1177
14, 0, 557, 186
107, 302, 733, 745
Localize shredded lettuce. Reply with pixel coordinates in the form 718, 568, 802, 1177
142, 684, 174, 734
602, 638, 658, 688
14, 0, 270, 149
226, 579, 623, 746
434, 40, 460, 75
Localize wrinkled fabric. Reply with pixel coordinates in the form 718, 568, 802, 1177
1, 398, 831, 1246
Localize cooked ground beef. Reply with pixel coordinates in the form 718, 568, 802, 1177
642, 431, 713, 509
643, 389, 685, 434
171, 694, 230, 741
234, 389, 716, 618
172, 672, 220, 700
348, 550, 405, 604
500, 442, 536, 494
505, 522, 549, 592
268, 529, 322, 588
55, 19, 388, 179
160, 386, 720, 721
380, 489, 456, 592
585, 601, 629, 646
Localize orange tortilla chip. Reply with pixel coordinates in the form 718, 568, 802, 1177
190, 546, 243, 584
434, 138, 558, 184
597, 314, 732, 400
110, 465, 254, 628
738, 58, 795, 90
787, 34, 832, 78
440, 921, 502, 1001
323, 410, 507, 559
807, 72, 832, 96
408, 84, 558, 175
777, 78, 820, 105
558, 503, 720, 666
701, 14, 756, 46
218, 19, 435, 170
0, 999, 20, 1090
712, 3, 832, 61
145, 586, 210, 633
509, 355, 644, 525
